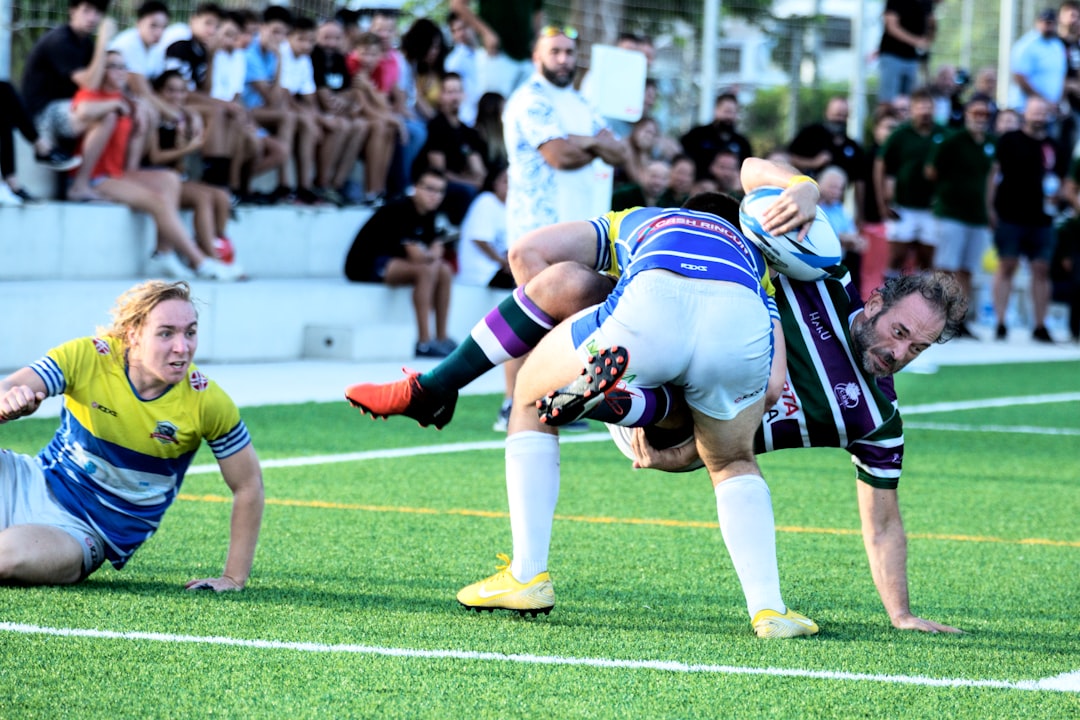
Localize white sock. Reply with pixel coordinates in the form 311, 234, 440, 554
505, 431, 560, 583
714, 474, 786, 618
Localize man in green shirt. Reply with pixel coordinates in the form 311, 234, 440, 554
874, 87, 948, 275
926, 93, 996, 338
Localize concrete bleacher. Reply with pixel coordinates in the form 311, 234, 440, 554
0, 198, 510, 372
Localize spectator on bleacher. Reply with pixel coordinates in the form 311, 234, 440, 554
616, 115, 672, 188
350, 28, 423, 200
210, 9, 288, 201
990, 97, 1062, 343
706, 148, 743, 199
163, 3, 241, 190
0, 80, 69, 205
401, 18, 446, 149
457, 163, 512, 289
280, 15, 363, 207
612, 159, 670, 211
313, 19, 396, 206
349, 31, 411, 204
818, 166, 864, 297
448, 0, 543, 99
365, 12, 428, 197
0, 279, 264, 590
71, 51, 240, 280
926, 93, 996, 339
664, 153, 696, 207
148, 69, 242, 274
875, 87, 947, 275
21, 2, 117, 201
108, 1, 168, 116
877, 0, 935, 103
344, 167, 457, 358
680, 92, 752, 179
444, 11, 481, 127
420, 72, 486, 225
243, 5, 305, 203
858, 106, 900, 299
472, 91, 506, 170
1010, 8, 1067, 114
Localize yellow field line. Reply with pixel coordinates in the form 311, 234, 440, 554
178, 493, 1080, 548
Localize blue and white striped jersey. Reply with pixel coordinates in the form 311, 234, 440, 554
31, 336, 251, 568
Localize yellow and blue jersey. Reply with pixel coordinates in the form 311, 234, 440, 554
30, 336, 251, 568
588, 206, 778, 319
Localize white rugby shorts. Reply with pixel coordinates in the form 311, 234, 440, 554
569, 270, 772, 420
0, 449, 106, 575
887, 206, 937, 245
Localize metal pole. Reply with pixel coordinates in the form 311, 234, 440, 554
850, 0, 868, 143
699, 0, 720, 125
960, 0, 974, 71
0, 0, 13, 81
999, 0, 1016, 107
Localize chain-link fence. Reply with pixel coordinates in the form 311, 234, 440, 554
1, 0, 1035, 149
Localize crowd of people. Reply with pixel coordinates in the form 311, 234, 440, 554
2, 0, 1078, 334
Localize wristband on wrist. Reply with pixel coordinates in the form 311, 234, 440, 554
787, 174, 818, 189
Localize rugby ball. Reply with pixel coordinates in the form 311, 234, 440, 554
738, 186, 842, 281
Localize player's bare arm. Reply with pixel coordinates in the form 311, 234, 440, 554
185, 443, 264, 592
857, 482, 963, 633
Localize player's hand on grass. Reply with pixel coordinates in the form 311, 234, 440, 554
893, 613, 963, 634
185, 575, 244, 592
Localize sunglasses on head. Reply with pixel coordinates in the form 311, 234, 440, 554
539, 25, 578, 40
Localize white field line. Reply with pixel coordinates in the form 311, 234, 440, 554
904, 422, 1080, 436
187, 392, 1080, 476
0, 622, 1075, 693
902, 392, 1080, 415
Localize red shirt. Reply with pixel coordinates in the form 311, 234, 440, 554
346, 50, 400, 96
70, 88, 132, 179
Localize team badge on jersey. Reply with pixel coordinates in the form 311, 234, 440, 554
189, 371, 209, 391
92, 338, 111, 355
834, 382, 862, 409
150, 421, 179, 445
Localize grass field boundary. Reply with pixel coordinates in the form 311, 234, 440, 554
2, 622, 1076, 693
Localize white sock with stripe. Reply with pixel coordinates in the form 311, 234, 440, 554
506, 431, 560, 583
714, 474, 786, 618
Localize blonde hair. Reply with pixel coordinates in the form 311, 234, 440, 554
99, 280, 195, 347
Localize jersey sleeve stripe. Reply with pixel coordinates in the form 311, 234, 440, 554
208, 421, 251, 459
30, 356, 65, 396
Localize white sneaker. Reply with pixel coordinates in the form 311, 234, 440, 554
146, 251, 195, 279
195, 257, 245, 281
0, 183, 23, 207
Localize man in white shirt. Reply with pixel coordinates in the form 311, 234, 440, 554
109, 0, 168, 90
279, 15, 363, 206
444, 11, 481, 127
211, 9, 287, 200
496, 26, 627, 430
